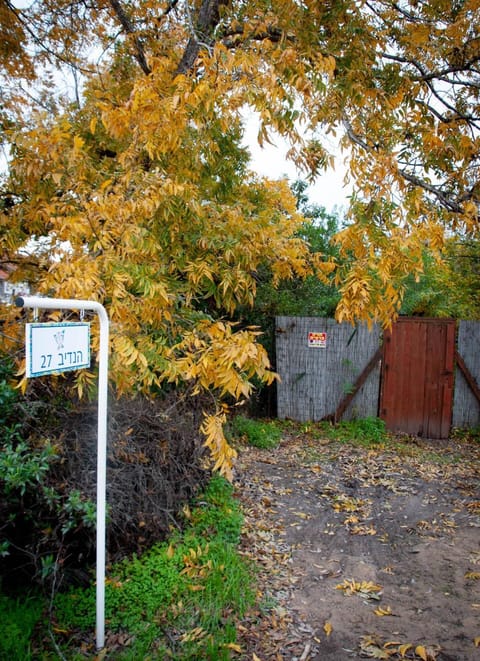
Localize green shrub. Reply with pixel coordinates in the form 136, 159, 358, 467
1, 438, 56, 496
451, 425, 480, 442
1, 375, 210, 591
0, 387, 99, 588
229, 415, 282, 449
55, 541, 184, 631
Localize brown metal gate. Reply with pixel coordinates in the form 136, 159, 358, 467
380, 318, 456, 438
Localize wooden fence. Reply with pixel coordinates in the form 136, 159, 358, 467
453, 321, 480, 428
275, 316, 480, 432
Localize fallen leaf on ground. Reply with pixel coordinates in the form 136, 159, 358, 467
374, 605, 394, 616
415, 644, 428, 660
336, 578, 383, 599
223, 642, 242, 652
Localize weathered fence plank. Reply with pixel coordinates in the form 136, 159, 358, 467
453, 321, 480, 428
275, 316, 381, 422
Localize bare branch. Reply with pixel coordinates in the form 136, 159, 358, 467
342, 116, 370, 151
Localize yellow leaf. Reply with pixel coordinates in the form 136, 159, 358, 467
398, 644, 413, 658
294, 511, 310, 519
408, 25, 431, 47
323, 621, 333, 637
73, 135, 84, 153
252, 655, 263, 661
16, 375, 28, 395
166, 544, 175, 559
89, 117, 97, 134
180, 626, 206, 642
374, 605, 393, 616
474, 637, 480, 647
465, 571, 480, 580
224, 642, 242, 652
100, 178, 113, 192
415, 645, 428, 661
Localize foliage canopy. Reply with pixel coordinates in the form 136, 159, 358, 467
1, 0, 479, 473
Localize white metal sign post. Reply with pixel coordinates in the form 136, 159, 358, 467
15, 296, 109, 651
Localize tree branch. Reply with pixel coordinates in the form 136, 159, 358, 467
343, 116, 472, 215
160, 0, 179, 20
221, 23, 293, 49
176, 0, 230, 75
342, 116, 370, 151
4, 0, 93, 75
108, 0, 151, 75
398, 169, 464, 213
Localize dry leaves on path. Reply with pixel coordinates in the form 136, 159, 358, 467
235, 430, 480, 660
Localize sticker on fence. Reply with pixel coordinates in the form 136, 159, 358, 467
308, 331, 327, 348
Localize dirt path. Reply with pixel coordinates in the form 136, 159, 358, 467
235, 431, 480, 661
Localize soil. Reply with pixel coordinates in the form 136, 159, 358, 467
235, 430, 480, 661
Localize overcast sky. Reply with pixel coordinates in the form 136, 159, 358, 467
242, 112, 352, 213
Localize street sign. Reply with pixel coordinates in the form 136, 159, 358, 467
26, 322, 91, 377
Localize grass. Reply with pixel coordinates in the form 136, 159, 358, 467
228, 415, 282, 449
6, 473, 255, 660
0, 592, 43, 661
301, 417, 390, 448
451, 425, 480, 443
6, 416, 475, 659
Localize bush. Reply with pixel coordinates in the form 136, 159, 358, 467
0, 350, 211, 592
188, 474, 243, 545
319, 417, 388, 446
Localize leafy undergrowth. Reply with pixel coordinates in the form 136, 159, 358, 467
25, 474, 254, 660
5, 419, 479, 660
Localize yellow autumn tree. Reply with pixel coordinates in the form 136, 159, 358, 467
1, 0, 479, 474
